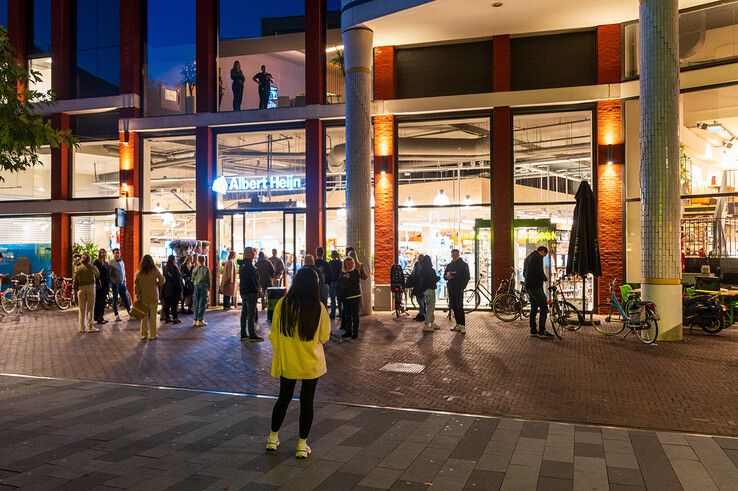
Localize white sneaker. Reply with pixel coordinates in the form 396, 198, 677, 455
114, 315, 122, 322
422, 324, 435, 332
458, 325, 466, 334
193, 320, 201, 327
201, 320, 208, 326
450, 325, 460, 332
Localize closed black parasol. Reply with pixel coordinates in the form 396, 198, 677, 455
566, 181, 601, 312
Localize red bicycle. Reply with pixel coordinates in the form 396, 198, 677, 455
53, 273, 76, 310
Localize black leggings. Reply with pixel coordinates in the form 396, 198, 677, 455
271, 377, 319, 439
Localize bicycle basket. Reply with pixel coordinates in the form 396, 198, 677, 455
628, 302, 647, 323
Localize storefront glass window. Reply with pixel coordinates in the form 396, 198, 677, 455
72, 215, 119, 251
28, 57, 52, 95
143, 212, 196, 266
215, 128, 306, 210
218, 1, 305, 112
0, 216, 51, 276
326, 0, 343, 104
0, 147, 51, 201
72, 141, 120, 198
624, 1, 738, 79
397, 117, 491, 207
142, 136, 197, 213
28, 0, 51, 56
146, 0, 196, 116
73, 0, 119, 98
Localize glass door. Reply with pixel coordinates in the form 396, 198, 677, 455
283, 211, 306, 287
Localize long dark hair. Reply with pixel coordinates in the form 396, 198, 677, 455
165, 255, 180, 276
279, 268, 321, 341
139, 255, 157, 274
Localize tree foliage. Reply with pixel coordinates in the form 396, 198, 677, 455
0, 27, 77, 182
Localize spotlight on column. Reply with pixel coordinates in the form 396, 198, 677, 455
380, 155, 388, 176
606, 144, 614, 166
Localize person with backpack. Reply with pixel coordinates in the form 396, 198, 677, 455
266, 267, 330, 459
314, 247, 331, 306
418, 255, 440, 332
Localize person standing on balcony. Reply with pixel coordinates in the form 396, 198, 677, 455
253, 64, 274, 109
230, 61, 245, 111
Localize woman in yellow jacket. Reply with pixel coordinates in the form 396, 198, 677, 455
134, 255, 165, 341
267, 267, 330, 459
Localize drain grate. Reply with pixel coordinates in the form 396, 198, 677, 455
379, 362, 425, 374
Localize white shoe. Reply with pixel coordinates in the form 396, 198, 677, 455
450, 325, 460, 332
422, 324, 435, 332
200, 320, 208, 326
458, 325, 466, 334
114, 315, 122, 322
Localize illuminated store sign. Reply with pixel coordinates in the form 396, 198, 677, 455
212, 175, 303, 194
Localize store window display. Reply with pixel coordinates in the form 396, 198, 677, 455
0, 216, 51, 276
72, 215, 119, 253
73, 142, 120, 198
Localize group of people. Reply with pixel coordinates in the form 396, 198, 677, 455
73, 248, 131, 333
230, 61, 275, 111
406, 249, 471, 334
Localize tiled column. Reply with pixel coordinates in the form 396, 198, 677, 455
305, 0, 326, 105
597, 24, 622, 85
492, 107, 513, 290
639, 0, 682, 340
50, 113, 71, 277
305, 119, 325, 253
196, 126, 217, 304
343, 25, 374, 314
51, 0, 72, 100
373, 46, 395, 100
373, 114, 396, 311
596, 101, 624, 305
51, 214, 71, 278
196, 0, 216, 113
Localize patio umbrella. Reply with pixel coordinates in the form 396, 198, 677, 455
566, 181, 602, 312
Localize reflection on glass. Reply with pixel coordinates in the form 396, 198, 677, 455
218, 0, 305, 111
143, 136, 197, 213
397, 118, 491, 206
73, 141, 120, 198
146, 0, 196, 116
0, 0, 8, 28
72, 215, 118, 251
29, 0, 51, 55
514, 111, 593, 203
73, 0, 119, 98
216, 129, 306, 210
143, 213, 196, 265
0, 147, 50, 201
28, 57, 52, 95
0, 217, 51, 275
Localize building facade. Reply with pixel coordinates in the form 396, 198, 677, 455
1, 0, 738, 325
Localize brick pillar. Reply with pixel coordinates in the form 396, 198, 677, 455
597, 25, 622, 85
196, 0, 216, 113
305, 0, 326, 105
122, 211, 141, 292
51, 213, 71, 278
50, 113, 70, 200
373, 46, 395, 100
492, 107, 513, 289
7, 0, 27, 66
119, 131, 141, 290
51, 0, 72, 100
373, 114, 396, 311
640, 0, 682, 340
120, 0, 142, 118
492, 35, 510, 92
306, 119, 325, 253
196, 126, 217, 304
596, 100, 624, 306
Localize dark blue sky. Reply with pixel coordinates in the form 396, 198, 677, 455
147, 0, 196, 84
219, 0, 305, 40
0, 1, 7, 29
30, 0, 51, 54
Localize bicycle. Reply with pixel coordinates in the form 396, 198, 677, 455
1, 273, 34, 314
547, 278, 584, 338
53, 275, 76, 310
492, 267, 530, 322
463, 272, 495, 313
24, 269, 55, 311
592, 278, 659, 344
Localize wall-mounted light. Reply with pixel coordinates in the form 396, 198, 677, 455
606, 144, 614, 166
380, 155, 389, 176
120, 182, 130, 198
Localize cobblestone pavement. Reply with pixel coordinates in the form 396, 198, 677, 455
0, 307, 737, 437
2, 375, 738, 490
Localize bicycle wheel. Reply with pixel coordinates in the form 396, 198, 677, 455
635, 307, 658, 344
550, 302, 564, 339
561, 301, 583, 331
492, 293, 519, 322
25, 288, 40, 311
592, 303, 627, 335
40, 288, 55, 310
55, 288, 71, 310
1, 289, 18, 314
519, 294, 530, 318
464, 289, 481, 314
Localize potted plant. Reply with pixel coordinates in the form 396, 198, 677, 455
72, 241, 99, 267
180, 61, 197, 114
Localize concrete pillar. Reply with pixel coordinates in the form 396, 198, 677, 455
342, 24, 374, 314
639, 0, 682, 340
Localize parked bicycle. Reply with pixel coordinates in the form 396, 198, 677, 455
24, 269, 55, 311
492, 267, 530, 322
53, 274, 76, 310
547, 278, 584, 338
1, 273, 35, 314
463, 272, 495, 313
592, 278, 659, 344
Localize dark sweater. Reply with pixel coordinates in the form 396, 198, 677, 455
239, 260, 260, 295
523, 251, 547, 290
445, 258, 470, 291
162, 265, 183, 299
338, 269, 361, 299
314, 258, 331, 284
328, 259, 343, 284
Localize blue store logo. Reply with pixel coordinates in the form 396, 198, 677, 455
212, 175, 303, 195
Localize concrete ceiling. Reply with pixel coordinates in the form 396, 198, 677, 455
364, 0, 719, 47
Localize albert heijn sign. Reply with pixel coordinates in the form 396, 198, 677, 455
212, 175, 303, 195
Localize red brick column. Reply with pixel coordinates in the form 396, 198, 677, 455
196, 0, 216, 113
51, 0, 72, 100
7, 0, 27, 66
373, 114, 396, 287
305, 0, 326, 105
373, 46, 395, 100
50, 112, 71, 278
120, 0, 143, 118
492, 35, 510, 92
596, 100, 624, 304
492, 107, 513, 289
196, 126, 217, 303
306, 119, 325, 253
597, 25, 622, 85
119, 131, 141, 290
51, 213, 71, 278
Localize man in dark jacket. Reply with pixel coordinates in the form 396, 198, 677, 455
314, 247, 331, 306
328, 250, 343, 320
93, 249, 110, 325
255, 251, 275, 311
523, 245, 554, 339
418, 255, 440, 332
408, 254, 426, 322
445, 249, 470, 334
239, 247, 263, 342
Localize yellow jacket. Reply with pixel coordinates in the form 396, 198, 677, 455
270, 298, 330, 380
134, 268, 165, 304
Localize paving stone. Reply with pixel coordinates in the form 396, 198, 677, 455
629, 431, 682, 490
537, 476, 573, 491
464, 469, 504, 490
670, 459, 718, 490
356, 467, 404, 490
607, 466, 645, 487
539, 460, 574, 480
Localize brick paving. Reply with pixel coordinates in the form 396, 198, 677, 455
1, 307, 738, 437
1, 375, 738, 490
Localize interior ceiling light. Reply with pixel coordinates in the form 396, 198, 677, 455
433, 189, 451, 206
707, 122, 724, 133
463, 195, 472, 207
492, 1, 503, 6
404, 196, 416, 209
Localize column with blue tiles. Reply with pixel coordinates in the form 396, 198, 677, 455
639, 0, 682, 340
